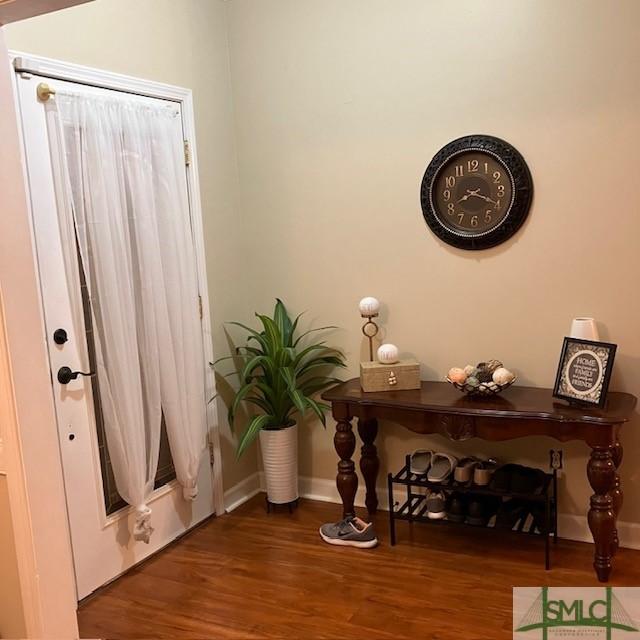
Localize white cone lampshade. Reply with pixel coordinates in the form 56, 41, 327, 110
569, 317, 599, 341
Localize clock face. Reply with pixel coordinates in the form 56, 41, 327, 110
420, 136, 532, 250
433, 152, 513, 235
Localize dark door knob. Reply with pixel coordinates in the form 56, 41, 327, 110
57, 366, 94, 385
53, 328, 68, 345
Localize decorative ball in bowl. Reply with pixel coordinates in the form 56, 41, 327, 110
447, 360, 516, 397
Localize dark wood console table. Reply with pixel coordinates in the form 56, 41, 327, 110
322, 379, 636, 582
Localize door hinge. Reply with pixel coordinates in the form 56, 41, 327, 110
198, 294, 203, 320
208, 438, 215, 466
184, 140, 192, 166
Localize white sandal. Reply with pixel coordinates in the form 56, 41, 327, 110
409, 449, 434, 475
427, 452, 458, 483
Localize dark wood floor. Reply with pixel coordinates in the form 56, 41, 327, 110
78, 494, 640, 639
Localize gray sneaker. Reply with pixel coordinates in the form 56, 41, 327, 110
319, 516, 378, 548
426, 490, 447, 519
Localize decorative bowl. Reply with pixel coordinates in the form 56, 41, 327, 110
446, 376, 517, 397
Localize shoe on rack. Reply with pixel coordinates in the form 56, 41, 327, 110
454, 457, 480, 483
495, 498, 528, 530
446, 492, 467, 523
510, 466, 547, 496
427, 452, 458, 483
319, 516, 378, 548
528, 503, 552, 535
409, 449, 434, 476
466, 495, 500, 526
489, 463, 519, 492
489, 463, 546, 495
425, 490, 447, 520
473, 458, 499, 486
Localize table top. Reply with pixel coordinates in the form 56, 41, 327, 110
322, 379, 637, 425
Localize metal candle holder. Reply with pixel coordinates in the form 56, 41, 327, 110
361, 312, 379, 362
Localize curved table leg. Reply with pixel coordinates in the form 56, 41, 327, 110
335, 414, 357, 518
610, 439, 623, 555
587, 446, 616, 582
358, 418, 379, 514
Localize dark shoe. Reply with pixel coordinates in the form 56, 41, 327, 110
489, 463, 520, 492
466, 495, 500, 526
511, 467, 547, 495
446, 492, 467, 523
528, 503, 551, 534
489, 464, 548, 496
495, 498, 528, 530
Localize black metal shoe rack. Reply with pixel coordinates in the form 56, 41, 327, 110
387, 454, 558, 569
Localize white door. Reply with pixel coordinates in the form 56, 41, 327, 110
14, 71, 218, 600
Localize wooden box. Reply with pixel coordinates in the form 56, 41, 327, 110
360, 360, 421, 393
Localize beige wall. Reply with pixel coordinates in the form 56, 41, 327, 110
7, 0, 640, 532
5, 0, 258, 491
225, 0, 640, 526
0, 476, 27, 640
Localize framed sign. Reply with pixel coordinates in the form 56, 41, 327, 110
553, 337, 617, 408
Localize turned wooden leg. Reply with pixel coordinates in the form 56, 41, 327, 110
358, 418, 379, 514
335, 416, 358, 518
587, 446, 617, 582
610, 440, 623, 555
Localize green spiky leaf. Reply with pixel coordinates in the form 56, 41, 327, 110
212, 300, 346, 457
236, 414, 272, 458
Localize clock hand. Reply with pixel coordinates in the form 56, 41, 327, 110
474, 193, 498, 205
457, 188, 481, 203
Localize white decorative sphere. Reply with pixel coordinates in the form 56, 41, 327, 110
377, 343, 399, 364
359, 296, 380, 316
492, 367, 515, 385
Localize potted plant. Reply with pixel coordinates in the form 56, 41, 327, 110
218, 299, 345, 505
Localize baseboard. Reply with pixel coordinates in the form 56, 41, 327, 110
297, 474, 436, 514
296, 475, 640, 551
556, 513, 594, 545
557, 514, 640, 550
223, 472, 262, 513
230, 472, 640, 550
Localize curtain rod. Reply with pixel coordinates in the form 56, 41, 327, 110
13, 56, 183, 105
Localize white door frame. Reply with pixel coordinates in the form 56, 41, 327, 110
0, 291, 44, 638
10, 51, 225, 521
0, 34, 77, 638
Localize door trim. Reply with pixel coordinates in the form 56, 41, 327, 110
0, 291, 43, 638
1, 37, 78, 637
9, 50, 225, 518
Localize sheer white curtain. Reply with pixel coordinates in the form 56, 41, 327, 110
140, 112, 208, 501
45, 91, 207, 542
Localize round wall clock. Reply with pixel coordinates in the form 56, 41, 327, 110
420, 135, 533, 250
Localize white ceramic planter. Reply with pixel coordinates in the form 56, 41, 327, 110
259, 423, 299, 504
